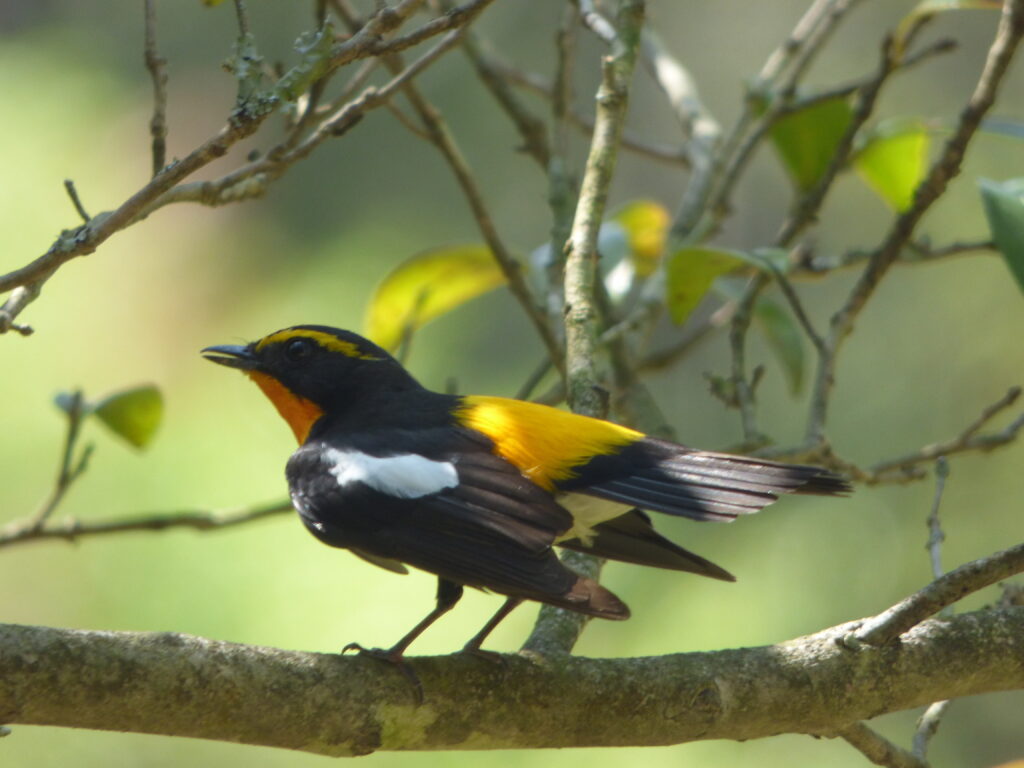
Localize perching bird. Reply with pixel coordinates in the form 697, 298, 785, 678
203, 325, 847, 665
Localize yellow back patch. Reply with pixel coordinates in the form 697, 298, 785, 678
255, 329, 382, 360
248, 371, 324, 444
455, 396, 643, 489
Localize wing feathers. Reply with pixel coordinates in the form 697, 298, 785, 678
560, 509, 735, 581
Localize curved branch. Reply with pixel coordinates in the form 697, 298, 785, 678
2, 609, 1022, 754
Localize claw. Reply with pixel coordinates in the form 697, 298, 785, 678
341, 643, 424, 704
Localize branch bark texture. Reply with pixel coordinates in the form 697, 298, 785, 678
2, 609, 1022, 755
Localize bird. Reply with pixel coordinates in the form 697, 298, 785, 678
202, 324, 848, 668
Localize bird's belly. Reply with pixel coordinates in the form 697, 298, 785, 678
554, 493, 632, 544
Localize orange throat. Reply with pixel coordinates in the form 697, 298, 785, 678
248, 371, 323, 444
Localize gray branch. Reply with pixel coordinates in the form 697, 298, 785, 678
2, 609, 1022, 754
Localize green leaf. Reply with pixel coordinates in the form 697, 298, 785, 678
364, 245, 508, 351
979, 178, 1024, 295
895, 0, 1001, 57
769, 96, 853, 191
855, 122, 930, 211
755, 298, 805, 396
94, 385, 163, 450
665, 248, 747, 324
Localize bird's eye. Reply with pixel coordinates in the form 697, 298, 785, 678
284, 338, 315, 362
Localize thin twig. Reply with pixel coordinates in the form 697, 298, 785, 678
0, 501, 292, 550
835, 721, 927, 768
144, 0, 169, 176
490, 60, 689, 164
868, 387, 1023, 482
383, 0, 497, 56
63, 180, 91, 223
458, 32, 550, 168
850, 541, 1024, 647
331, 1, 563, 372
30, 391, 92, 531
912, 700, 952, 761
232, 0, 251, 37
926, 457, 950, 582
804, 238, 995, 273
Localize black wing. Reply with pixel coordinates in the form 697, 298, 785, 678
288, 438, 628, 619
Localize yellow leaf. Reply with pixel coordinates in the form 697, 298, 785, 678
855, 124, 930, 211
364, 245, 508, 351
94, 385, 163, 450
613, 200, 670, 276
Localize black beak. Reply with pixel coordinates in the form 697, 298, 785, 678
201, 343, 258, 371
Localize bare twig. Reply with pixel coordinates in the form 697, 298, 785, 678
835, 721, 927, 768
232, 0, 251, 37
643, 28, 720, 236
30, 391, 93, 531
63, 180, 91, 223
851, 541, 1024, 647
331, 1, 563, 372
144, 0, 169, 176
868, 387, 1024, 482
524, 0, 645, 657
925, 458, 950, 582
458, 32, 551, 168
912, 700, 952, 762
562, 0, 643, 415
374, 0, 494, 57
0, 500, 291, 551
804, 238, 996, 273
490, 60, 689, 164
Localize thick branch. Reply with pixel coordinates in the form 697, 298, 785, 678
2, 608, 1022, 753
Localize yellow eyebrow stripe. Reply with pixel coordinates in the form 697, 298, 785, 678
454, 395, 643, 490
255, 329, 381, 360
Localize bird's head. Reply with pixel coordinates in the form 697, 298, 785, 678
202, 325, 419, 442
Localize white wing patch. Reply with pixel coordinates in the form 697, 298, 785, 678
323, 447, 458, 499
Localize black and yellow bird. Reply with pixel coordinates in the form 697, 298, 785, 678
203, 325, 847, 663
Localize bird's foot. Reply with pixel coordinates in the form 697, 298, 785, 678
342, 642, 423, 704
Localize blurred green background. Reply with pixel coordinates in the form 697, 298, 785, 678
1, 1, 1023, 766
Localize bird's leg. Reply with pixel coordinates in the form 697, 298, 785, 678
460, 596, 523, 662
343, 578, 464, 702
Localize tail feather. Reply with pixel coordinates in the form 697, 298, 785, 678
579, 439, 850, 523
553, 575, 630, 620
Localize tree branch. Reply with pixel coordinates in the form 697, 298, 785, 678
0, 500, 291, 551
2, 608, 1022, 753
851, 541, 1024, 646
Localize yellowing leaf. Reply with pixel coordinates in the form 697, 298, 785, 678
94, 385, 163, 450
855, 124, 930, 211
979, 178, 1024, 295
665, 248, 746, 324
201, 0, 227, 5
364, 245, 508, 351
769, 96, 853, 191
895, 0, 1000, 57
613, 200, 670, 275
